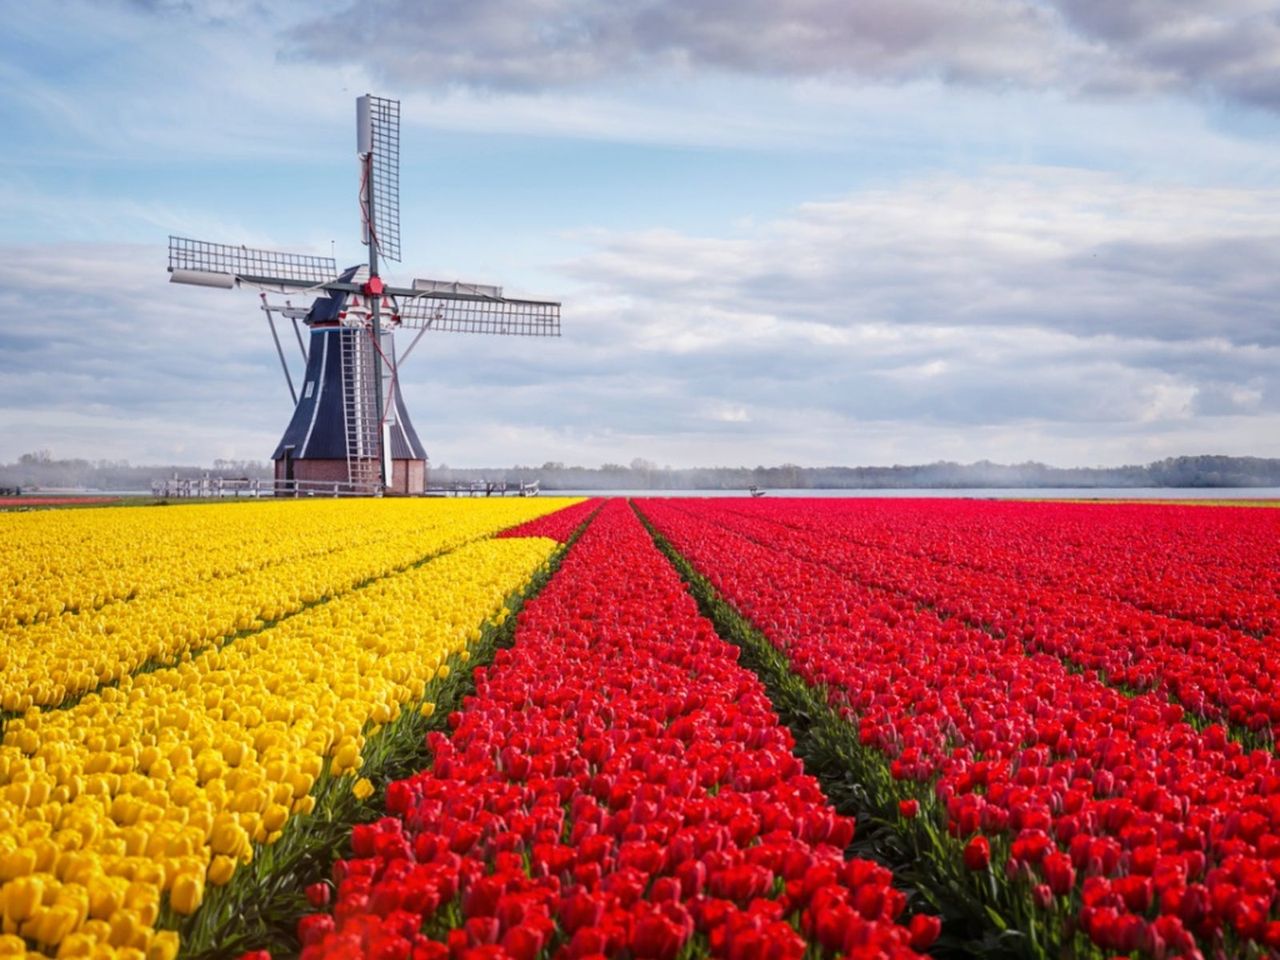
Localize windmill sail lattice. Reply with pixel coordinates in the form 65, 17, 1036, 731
167, 94, 560, 496
169, 236, 337, 286
396, 295, 560, 336
360, 95, 401, 263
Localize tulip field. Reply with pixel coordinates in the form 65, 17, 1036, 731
1, 496, 1277, 959
0, 499, 579, 959
637, 498, 1280, 959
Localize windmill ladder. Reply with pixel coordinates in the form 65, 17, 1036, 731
341, 327, 382, 493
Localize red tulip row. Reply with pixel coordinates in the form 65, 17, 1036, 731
289, 501, 934, 960
714, 498, 1280, 638
499, 499, 601, 542
674, 498, 1280, 738
637, 498, 1280, 958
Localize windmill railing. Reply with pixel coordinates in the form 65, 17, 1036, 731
151, 476, 382, 499
429, 480, 541, 498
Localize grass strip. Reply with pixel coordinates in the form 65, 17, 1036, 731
169, 506, 600, 960
632, 500, 1059, 960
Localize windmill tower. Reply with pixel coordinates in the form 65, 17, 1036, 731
167, 95, 561, 495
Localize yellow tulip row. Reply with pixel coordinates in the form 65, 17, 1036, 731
0, 500, 581, 713
0, 499, 575, 631
0, 531, 559, 958
1, 500, 369, 629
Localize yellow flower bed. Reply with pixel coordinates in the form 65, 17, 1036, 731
1, 500, 368, 629
0, 500, 580, 712
0, 499, 577, 630
0, 533, 558, 957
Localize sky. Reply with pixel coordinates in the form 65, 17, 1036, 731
1, 0, 1278, 469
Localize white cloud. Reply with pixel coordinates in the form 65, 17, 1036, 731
282, 0, 1280, 112
368, 167, 1280, 466
567, 167, 1280, 347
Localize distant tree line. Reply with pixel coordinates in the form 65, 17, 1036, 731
433, 455, 1280, 491
2, 452, 1278, 493
0, 451, 271, 492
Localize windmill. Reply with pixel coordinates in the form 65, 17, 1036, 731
167, 95, 561, 496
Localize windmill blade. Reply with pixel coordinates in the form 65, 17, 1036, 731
357, 95, 401, 263
396, 294, 561, 337
168, 235, 337, 289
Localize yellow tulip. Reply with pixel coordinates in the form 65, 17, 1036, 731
260, 804, 288, 833
2, 785, 28, 809
332, 741, 361, 773
147, 930, 180, 960
167, 873, 203, 916
208, 821, 247, 859
51, 931, 95, 957
4, 875, 43, 922
0, 848, 36, 882
86, 877, 123, 920
123, 883, 158, 926
106, 906, 147, 949
30, 902, 79, 947
206, 855, 235, 887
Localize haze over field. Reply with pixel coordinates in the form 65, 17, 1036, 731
2, 1, 1277, 468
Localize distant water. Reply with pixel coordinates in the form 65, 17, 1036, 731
551, 487, 1280, 500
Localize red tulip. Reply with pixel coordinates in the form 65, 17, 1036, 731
963, 836, 991, 871
908, 913, 942, 949
501, 924, 547, 960
296, 913, 334, 947
632, 910, 686, 959
304, 882, 331, 909
1042, 851, 1075, 897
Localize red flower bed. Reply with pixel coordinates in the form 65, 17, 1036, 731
498, 499, 601, 541
666, 498, 1280, 736
294, 501, 931, 960
637, 498, 1280, 957
710, 498, 1280, 637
